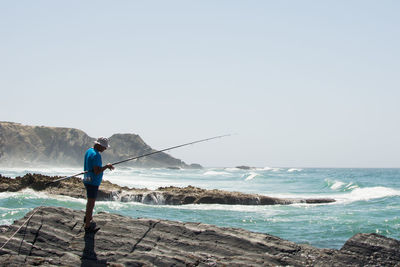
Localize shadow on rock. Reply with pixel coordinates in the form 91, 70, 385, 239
81, 231, 107, 267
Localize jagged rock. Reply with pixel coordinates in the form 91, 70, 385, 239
0, 206, 399, 266
0, 121, 198, 168
0, 174, 335, 205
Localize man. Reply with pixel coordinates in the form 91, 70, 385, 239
83, 137, 114, 232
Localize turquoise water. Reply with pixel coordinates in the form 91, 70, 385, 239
1, 167, 399, 249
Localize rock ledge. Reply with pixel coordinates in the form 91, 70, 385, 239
0, 173, 336, 205
0, 207, 399, 266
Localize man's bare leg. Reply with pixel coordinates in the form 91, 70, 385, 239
85, 198, 96, 229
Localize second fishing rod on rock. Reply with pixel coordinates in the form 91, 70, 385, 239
49, 134, 230, 185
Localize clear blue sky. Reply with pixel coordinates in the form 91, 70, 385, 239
1, 1, 399, 167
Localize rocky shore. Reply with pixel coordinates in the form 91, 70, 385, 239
0, 206, 399, 266
0, 173, 336, 205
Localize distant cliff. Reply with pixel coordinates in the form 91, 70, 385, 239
0, 121, 192, 168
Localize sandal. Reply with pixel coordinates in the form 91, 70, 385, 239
84, 223, 100, 233
85, 226, 100, 233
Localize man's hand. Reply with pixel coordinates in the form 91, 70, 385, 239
106, 163, 115, 171
94, 164, 115, 174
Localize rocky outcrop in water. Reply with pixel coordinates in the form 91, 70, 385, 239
0, 206, 399, 266
0, 121, 192, 168
236, 165, 253, 170
0, 173, 336, 205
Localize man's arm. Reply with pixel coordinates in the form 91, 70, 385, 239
93, 163, 114, 175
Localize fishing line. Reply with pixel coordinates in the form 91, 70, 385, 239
50, 134, 230, 184
0, 134, 230, 250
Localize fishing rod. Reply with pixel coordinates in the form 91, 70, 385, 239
111, 134, 230, 166
0, 134, 230, 251
49, 134, 230, 184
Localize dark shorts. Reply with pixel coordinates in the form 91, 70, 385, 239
84, 183, 99, 199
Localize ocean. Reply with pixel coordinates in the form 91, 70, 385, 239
1, 167, 399, 249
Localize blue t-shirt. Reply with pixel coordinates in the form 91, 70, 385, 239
83, 147, 103, 186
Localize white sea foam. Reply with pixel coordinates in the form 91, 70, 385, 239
0, 189, 86, 204
261, 185, 400, 205
338, 187, 400, 202
326, 179, 360, 191
330, 180, 346, 190
287, 168, 303, 172
95, 200, 282, 214
96, 201, 129, 210
224, 168, 241, 172
244, 172, 258, 181
160, 203, 282, 213
260, 167, 282, 172
0, 189, 48, 200
263, 193, 324, 199
344, 182, 359, 191
203, 171, 230, 176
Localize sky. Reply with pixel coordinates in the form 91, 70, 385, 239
1, 1, 399, 167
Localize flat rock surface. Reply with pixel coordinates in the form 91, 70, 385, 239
0, 173, 336, 205
0, 207, 399, 266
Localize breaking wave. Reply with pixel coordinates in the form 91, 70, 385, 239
337, 186, 400, 203
244, 172, 258, 181
323, 178, 399, 203
325, 179, 359, 192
